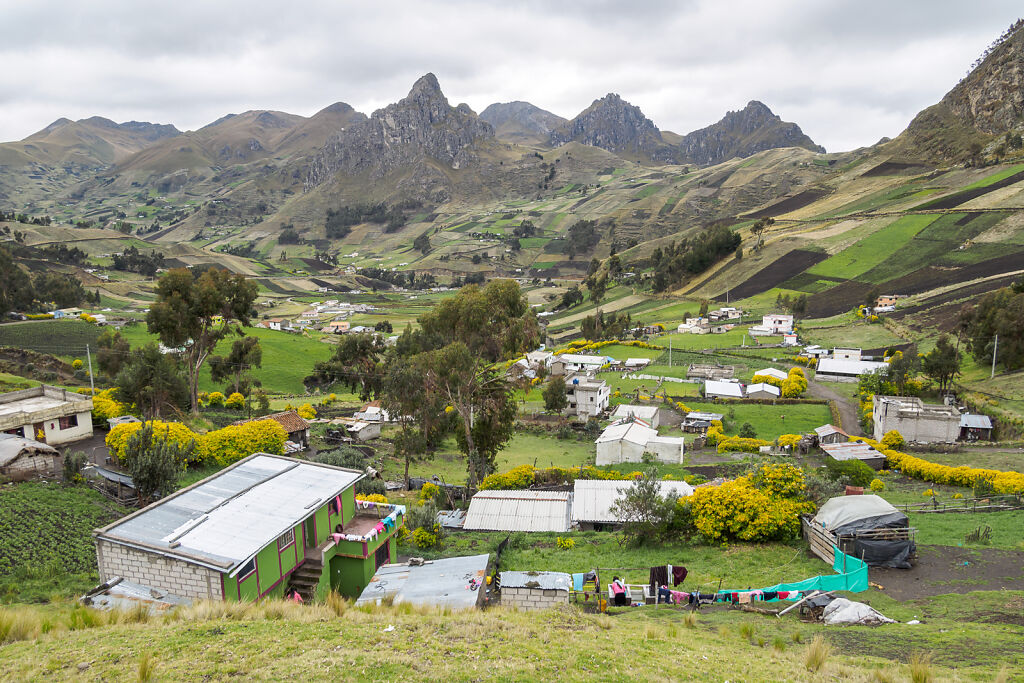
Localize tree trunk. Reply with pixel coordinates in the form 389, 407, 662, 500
459, 406, 478, 488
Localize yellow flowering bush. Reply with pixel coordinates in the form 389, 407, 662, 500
412, 525, 441, 549
198, 419, 288, 466
356, 494, 389, 504
685, 478, 814, 543
780, 367, 808, 398
953, 493, 963, 499
705, 420, 725, 446
872, 437, 1024, 494
777, 434, 803, 448
419, 482, 440, 504
225, 392, 245, 409
556, 536, 576, 550
751, 374, 784, 388
297, 403, 317, 420
717, 436, 772, 453
749, 463, 805, 498
880, 430, 905, 450
869, 479, 885, 492
107, 421, 201, 464
674, 401, 690, 413
207, 391, 226, 407
922, 488, 936, 497
72, 359, 84, 370
480, 464, 628, 490
91, 388, 131, 421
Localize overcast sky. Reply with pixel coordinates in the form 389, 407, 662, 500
1, 1, 1020, 152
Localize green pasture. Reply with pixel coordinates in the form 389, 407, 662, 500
806, 214, 939, 280
684, 400, 831, 439
0, 320, 102, 358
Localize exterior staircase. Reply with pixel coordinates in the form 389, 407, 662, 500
286, 554, 323, 602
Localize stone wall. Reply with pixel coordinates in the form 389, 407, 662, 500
96, 540, 223, 601
500, 587, 568, 611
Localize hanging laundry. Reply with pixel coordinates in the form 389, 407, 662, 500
672, 566, 688, 586
649, 566, 669, 588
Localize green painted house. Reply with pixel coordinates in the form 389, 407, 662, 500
93, 453, 405, 602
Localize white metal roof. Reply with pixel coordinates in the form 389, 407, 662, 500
554, 353, 610, 365
746, 382, 781, 396
463, 490, 571, 532
571, 479, 693, 523
356, 554, 489, 609
816, 358, 889, 376
821, 442, 885, 462
704, 380, 743, 398
611, 404, 659, 421
95, 454, 363, 574
595, 420, 657, 446
754, 368, 788, 380
500, 571, 571, 591
685, 411, 723, 421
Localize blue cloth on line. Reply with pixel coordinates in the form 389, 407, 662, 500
572, 573, 584, 591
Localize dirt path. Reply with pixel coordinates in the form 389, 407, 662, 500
870, 545, 1024, 600
806, 379, 863, 436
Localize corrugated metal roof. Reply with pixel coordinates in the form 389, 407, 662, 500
816, 358, 889, 376
611, 404, 658, 420
686, 411, 723, 421
95, 454, 362, 574
572, 479, 693, 523
747, 383, 780, 396
500, 571, 571, 591
463, 490, 571, 532
755, 368, 789, 380
814, 424, 847, 438
595, 420, 656, 446
356, 554, 489, 609
821, 442, 885, 462
960, 413, 992, 429
704, 380, 743, 397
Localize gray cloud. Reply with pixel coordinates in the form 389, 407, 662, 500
0, 0, 1019, 152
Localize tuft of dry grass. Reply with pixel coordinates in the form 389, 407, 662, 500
772, 636, 786, 652
738, 621, 755, 641
717, 625, 729, 637
871, 667, 894, 683
0, 608, 42, 644
594, 614, 613, 630
137, 651, 155, 682
804, 635, 831, 672
325, 590, 348, 617
909, 652, 933, 683
683, 612, 698, 629
993, 665, 1009, 683
790, 630, 803, 643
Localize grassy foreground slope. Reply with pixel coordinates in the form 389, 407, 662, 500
2, 595, 1020, 681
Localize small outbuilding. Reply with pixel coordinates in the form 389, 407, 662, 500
233, 410, 311, 449
682, 411, 723, 433
745, 382, 780, 399
610, 404, 660, 428
500, 571, 571, 611
803, 495, 916, 569
814, 424, 849, 445
0, 434, 58, 477
356, 554, 489, 610
821, 441, 887, 470
754, 368, 788, 381
595, 420, 683, 465
463, 490, 571, 532
703, 380, 743, 399
815, 358, 889, 383
571, 479, 693, 530
959, 413, 993, 442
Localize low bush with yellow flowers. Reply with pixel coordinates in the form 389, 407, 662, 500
91, 388, 132, 422
480, 463, 639, 490
556, 536, 576, 550
107, 418, 287, 467
681, 463, 814, 543
297, 403, 317, 420
225, 392, 245, 409
356, 494, 389, 504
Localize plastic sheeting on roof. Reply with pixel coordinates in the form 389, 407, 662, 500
960, 413, 992, 429
595, 420, 656, 446
572, 479, 693, 523
704, 380, 743, 397
463, 490, 571, 532
812, 495, 900, 532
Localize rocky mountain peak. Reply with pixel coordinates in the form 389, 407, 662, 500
550, 93, 677, 163
942, 20, 1024, 135
479, 101, 567, 143
305, 74, 494, 195
676, 102, 823, 166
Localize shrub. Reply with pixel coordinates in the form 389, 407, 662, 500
315, 446, 366, 469
824, 456, 875, 488
922, 488, 935, 497
355, 478, 386, 497
738, 422, 757, 439
880, 430, 905, 450
107, 421, 200, 464
72, 359, 83, 370
556, 536, 576, 550
880, 441, 1024, 494
297, 403, 317, 420
207, 392, 225, 407
91, 388, 131, 422
196, 420, 287, 466
412, 525, 441, 549
225, 392, 245, 409
870, 478, 885, 492
749, 463, 805, 498
804, 635, 831, 672
419, 482, 440, 505
62, 451, 88, 484
684, 477, 814, 543
778, 433, 802, 448
750, 374, 784, 388
717, 436, 771, 454
356, 494, 388, 504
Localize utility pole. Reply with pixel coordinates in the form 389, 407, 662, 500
991, 334, 998, 379
669, 336, 672, 368
85, 344, 95, 395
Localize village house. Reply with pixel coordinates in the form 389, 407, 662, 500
803, 345, 829, 359
833, 347, 862, 362
0, 385, 93, 446
266, 318, 285, 331
873, 396, 961, 444
746, 382, 781, 399
815, 358, 889, 383
595, 419, 684, 465
565, 373, 610, 419
610, 404, 660, 428
703, 380, 744, 399
93, 454, 405, 602
959, 413, 993, 441
547, 353, 610, 376
749, 314, 794, 336
782, 333, 799, 346
353, 401, 393, 423
708, 307, 743, 322
51, 307, 84, 319
814, 424, 849, 445
875, 295, 900, 308
0, 434, 59, 478
322, 321, 350, 334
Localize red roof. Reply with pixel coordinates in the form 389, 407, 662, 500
234, 410, 309, 434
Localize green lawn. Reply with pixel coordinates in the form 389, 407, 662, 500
806, 214, 940, 280
685, 401, 832, 439
961, 163, 1024, 190
0, 320, 103, 358
120, 325, 334, 394
798, 322, 905, 350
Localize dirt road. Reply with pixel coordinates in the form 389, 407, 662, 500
807, 379, 863, 436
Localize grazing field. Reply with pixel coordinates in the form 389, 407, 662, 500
684, 400, 832, 439
806, 214, 939, 280
119, 325, 334, 395
0, 320, 102, 358
798, 322, 906, 350
0, 483, 130, 603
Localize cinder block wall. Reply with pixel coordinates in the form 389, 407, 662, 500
501, 587, 569, 611
96, 540, 222, 601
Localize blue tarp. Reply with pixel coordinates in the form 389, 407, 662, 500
717, 547, 868, 601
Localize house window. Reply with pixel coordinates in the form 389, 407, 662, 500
238, 557, 256, 580
58, 414, 78, 430
277, 528, 295, 551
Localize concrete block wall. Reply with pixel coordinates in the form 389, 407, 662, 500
501, 587, 569, 611
96, 540, 222, 601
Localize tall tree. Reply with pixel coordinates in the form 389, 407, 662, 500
419, 342, 516, 487
96, 328, 131, 380
381, 355, 450, 487
589, 274, 607, 303
921, 335, 961, 392
305, 333, 386, 400
115, 343, 189, 419
885, 350, 919, 396
962, 279, 1024, 372
209, 336, 263, 396
146, 268, 258, 413
542, 376, 568, 413
124, 422, 191, 505
0, 246, 35, 315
